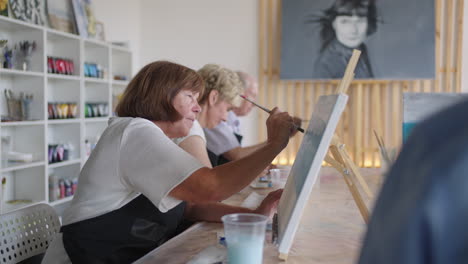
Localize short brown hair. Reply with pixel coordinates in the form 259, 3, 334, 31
115, 61, 204, 121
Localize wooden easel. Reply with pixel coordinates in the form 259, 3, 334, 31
323, 49, 373, 224
275, 50, 373, 261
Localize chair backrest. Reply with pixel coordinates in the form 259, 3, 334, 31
0, 203, 60, 264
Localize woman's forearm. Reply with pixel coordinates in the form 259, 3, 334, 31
171, 142, 282, 203
184, 202, 254, 223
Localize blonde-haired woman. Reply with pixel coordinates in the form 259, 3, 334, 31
173, 64, 244, 167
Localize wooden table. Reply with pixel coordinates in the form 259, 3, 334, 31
135, 167, 382, 264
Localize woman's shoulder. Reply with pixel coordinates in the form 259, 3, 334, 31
172, 120, 206, 145
110, 117, 165, 143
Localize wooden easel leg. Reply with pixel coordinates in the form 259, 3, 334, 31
336, 144, 373, 198
278, 252, 288, 261
329, 145, 370, 224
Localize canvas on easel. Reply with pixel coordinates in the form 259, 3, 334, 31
275, 93, 348, 258
273, 50, 363, 260
403, 93, 468, 142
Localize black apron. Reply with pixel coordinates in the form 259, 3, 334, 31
61, 195, 190, 264
207, 133, 243, 167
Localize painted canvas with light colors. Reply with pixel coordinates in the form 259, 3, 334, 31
403, 93, 468, 142
276, 93, 348, 258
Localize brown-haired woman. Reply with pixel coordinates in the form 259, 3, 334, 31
43, 61, 294, 263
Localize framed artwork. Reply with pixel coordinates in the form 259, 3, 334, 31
9, 0, 27, 21
280, 0, 435, 80
83, 0, 96, 38
71, 0, 88, 37
94, 21, 105, 41
9, 0, 46, 25
0, 0, 8, 17
47, 0, 76, 34
276, 94, 348, 257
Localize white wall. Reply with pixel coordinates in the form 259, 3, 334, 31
93, 0, 142, 74
139, 0, 260, 145
90, 0, 262, 146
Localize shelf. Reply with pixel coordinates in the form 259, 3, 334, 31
1, 161, 45, 173
0, 68, 44, 77
111, 45, 131, 53
47, 74, 81, 81
49, 196, 73, 207
46, 28, 80, 41
85, 77, 109, 84
0, 15, 132, 215
112, 80, 129, 86
48, 119, 81, 125
1, 200, 45, 215
85, 117, 109, 123
48, 159, 81, 169
84, 38, 109, 48
0, 120, 44, 127
0, 15, 43, 31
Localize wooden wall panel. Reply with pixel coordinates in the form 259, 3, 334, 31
258, 0, 464, 167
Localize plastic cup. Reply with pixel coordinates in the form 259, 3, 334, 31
269, 168, 290, 188
221, 213, 268, 264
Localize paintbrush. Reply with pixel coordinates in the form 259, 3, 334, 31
373, 130, 391, 165
240, 95, 305, 133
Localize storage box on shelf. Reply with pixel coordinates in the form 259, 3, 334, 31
47, 78, 80, 121
0, 15, 132, 214
84, 40, 109, 80
48, 163, 80, 205
1, 74, 44, 122
47, 123, 80, 164
84, 82, 110, 119
0, 18, 44, 73
47, 30, 80, 77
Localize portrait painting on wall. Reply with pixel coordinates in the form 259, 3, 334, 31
280, 0, 435, 80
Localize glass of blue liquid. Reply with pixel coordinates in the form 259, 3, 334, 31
221, 213, 268, 264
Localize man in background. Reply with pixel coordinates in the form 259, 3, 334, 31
204, 71, 301, 166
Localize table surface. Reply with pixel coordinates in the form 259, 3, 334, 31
135, 167, 383, 264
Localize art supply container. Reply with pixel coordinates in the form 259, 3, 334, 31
221, 213, 268, 264
270, 168, 290, 189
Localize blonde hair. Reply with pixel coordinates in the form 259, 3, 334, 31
197, 64, 243, 107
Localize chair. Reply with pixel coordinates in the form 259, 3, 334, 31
0, 204, 60, 264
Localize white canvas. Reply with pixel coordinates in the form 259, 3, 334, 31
403, 93, 468, 123
403, 93, 468, 141
277, 94, 348, 256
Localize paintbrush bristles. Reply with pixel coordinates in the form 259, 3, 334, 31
373, 130, 391, 166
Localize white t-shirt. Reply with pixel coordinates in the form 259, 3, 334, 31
43, 117, 204, 263
204, 111, 241, 155
172, 119, 206, 146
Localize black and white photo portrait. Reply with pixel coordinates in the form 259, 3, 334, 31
280, 0, 435, 80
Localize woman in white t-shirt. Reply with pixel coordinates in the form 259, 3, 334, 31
42, 61, 294, 263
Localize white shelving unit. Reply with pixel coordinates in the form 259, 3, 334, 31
0, 15, 132, 214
